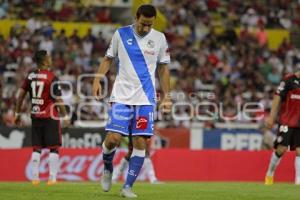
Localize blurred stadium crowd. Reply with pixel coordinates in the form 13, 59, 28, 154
1, 0, 300, 127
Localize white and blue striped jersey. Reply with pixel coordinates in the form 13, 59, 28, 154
106, 25, 170, 105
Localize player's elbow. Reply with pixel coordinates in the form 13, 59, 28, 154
103, 56, 113, 64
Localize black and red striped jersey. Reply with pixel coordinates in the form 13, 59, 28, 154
21, 69, 62, 119
275, 73, 300, 127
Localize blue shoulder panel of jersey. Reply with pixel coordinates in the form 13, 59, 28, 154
118, 26, 155, 105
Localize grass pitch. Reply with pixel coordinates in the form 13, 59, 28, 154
0, 182, 299, 200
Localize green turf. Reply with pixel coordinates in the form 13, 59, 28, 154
0, 182, 299, 200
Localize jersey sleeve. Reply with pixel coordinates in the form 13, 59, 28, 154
21, 75, 30, 91
51, 77, 62, 98
105, 30, 119, 58
157, 34, 171, 64
275, 77, 290, 100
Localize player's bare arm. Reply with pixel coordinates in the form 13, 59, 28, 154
55, 97, 70, 127
157, 63, 172, 113
265, 93, 281, 129
92, 56, 113, 100
14, 88, 27, 125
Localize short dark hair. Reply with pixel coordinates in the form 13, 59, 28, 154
136, 4, 156, 19
34, 50, 47, 65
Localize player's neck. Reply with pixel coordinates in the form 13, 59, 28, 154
132, 24, 148, 37
38, 66, 48, 70
296, 71, 300, 78
132, 24, 140, 37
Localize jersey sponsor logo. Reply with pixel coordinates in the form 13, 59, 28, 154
279, 125, 288, 133
127, 38, 133, 45
31, 105, 46, 115
28, 73, 47, 80
32, 105, 41, 113
136, 116, 148, 130
290, 94, 300, 100
147, 40, 155, 48
144, 50, 155, 55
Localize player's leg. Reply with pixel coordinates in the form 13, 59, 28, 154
293, 129, 300, 184
295, 147, 300, 185
101, 132, 122, 191
44, 118, 62, 185
121, 135, 147, 198
144, 138, 161, 184
102, 132, 122, 172
112, 140, 132, 183
31, 119, 43, 185
112, 156, 130, 183
102, 103, 132, 192
265, 125, 290, 185
121, 105, 154, 198
48, 148, 59, 185
265, 144, 287, 185
31, 148, 41, 185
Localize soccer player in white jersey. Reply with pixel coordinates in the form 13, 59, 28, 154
92, 4, 171, 198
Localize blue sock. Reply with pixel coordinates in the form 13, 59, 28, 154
123, 149, 145, 188
102, 143, 116, 173
103, 151, 115, 173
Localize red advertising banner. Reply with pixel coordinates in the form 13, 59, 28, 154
155, 128, 190, 148
152, 149, 295, 182
0, 148, 295, 182
0, 148, 126, 181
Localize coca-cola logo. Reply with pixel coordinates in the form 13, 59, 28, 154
25, 151, 104, 181
25, 149, 147, 181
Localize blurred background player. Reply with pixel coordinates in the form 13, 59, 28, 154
264, 70, 300, 185
92, 4, 171, 198
112, 134, 163, 184
14, 50, 70, 185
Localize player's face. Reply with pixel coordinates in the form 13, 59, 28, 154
135, 15, 155, 36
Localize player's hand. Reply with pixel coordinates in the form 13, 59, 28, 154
264, 116, 275, 129
62, 116, 71, 128
14, 113, 22, 126
159, 96, 172, 114
93, 79, 102, 101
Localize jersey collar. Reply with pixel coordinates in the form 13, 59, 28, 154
131, 24, 152, 39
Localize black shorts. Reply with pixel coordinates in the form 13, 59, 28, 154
32, 118, 62, 148
274, 125, 300, 150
